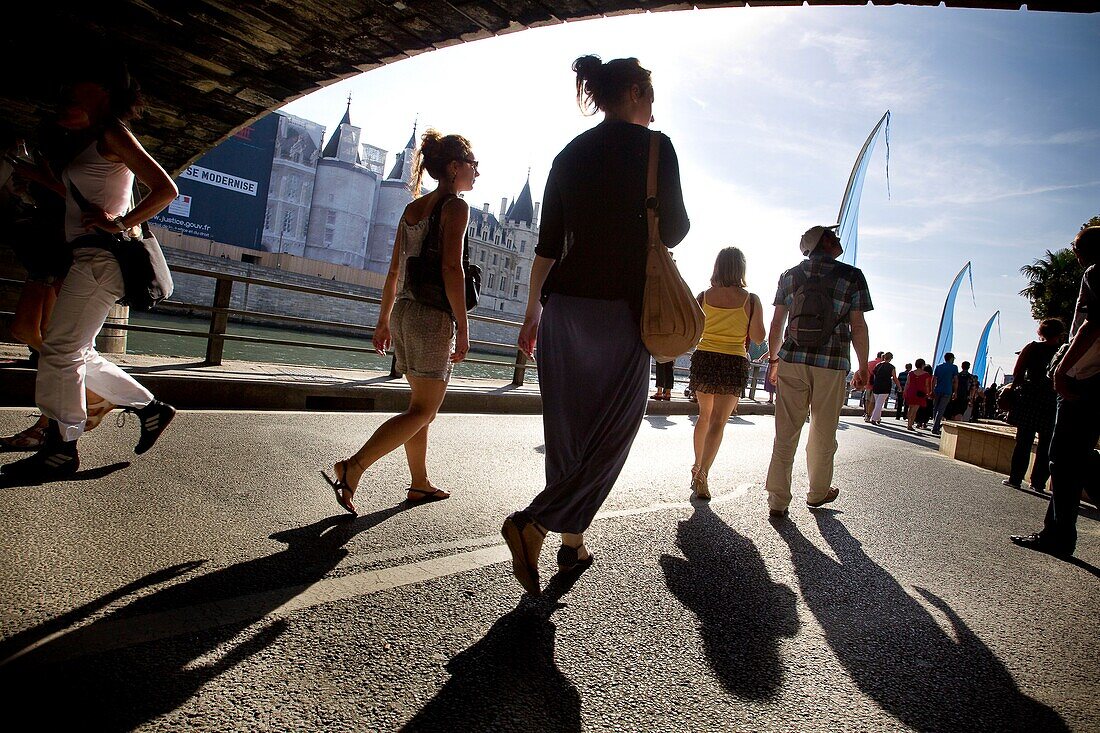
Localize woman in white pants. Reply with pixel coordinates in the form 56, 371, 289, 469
1, 62, 178, 481
869, 352, 901, 425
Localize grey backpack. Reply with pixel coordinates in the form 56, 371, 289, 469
787, 268, 839, 348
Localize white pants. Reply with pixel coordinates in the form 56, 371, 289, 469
36, 248, 153, 441
870, 392, 889, 423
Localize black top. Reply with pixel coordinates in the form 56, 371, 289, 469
1016, 340, 1059, 386
872, 361, 895, 394
535, 119, 690, 316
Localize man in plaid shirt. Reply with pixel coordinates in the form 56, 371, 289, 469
764, 225, 872, 517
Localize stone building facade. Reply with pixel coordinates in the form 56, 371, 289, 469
261, 112, 324, 257
258, 102, 540, 315
465, 178, 540, 316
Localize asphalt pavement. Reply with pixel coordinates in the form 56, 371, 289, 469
0, 407, 1096, 732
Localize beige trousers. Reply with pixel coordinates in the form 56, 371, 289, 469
765, 360, 847, 510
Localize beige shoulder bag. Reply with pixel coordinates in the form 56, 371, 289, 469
640, 132, 704, 363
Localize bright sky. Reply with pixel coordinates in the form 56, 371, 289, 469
282, 6, 1100, 382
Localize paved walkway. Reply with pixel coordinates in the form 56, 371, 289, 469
0, 408, 1095, 731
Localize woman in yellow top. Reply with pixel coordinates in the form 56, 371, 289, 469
689, 247, 766, 499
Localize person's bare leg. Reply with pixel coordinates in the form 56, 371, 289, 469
1, 284, 54, 446
700, 394, 739, 476
339, 376, 448, 493
907, 404, 918, 430
693, 392, 713, 475
403, 422, 445, 499
10, 281, 54, 352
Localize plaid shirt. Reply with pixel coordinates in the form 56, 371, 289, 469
773, 254, 873, 372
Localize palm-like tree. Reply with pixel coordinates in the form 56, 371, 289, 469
1020, 249, 1083, 323
1019, 216, 1099, 324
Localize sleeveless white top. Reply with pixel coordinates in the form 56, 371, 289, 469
62, 139, 134, 243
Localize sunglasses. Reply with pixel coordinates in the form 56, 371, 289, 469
459, 158, 479, 171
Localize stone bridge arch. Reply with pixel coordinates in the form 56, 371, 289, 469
1, 1, 1087, 174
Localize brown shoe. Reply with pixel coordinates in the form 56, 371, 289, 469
690, 470, 710, 500
501, 511, 546, 596
807, 487, 840, 508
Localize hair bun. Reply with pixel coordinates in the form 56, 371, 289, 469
572, 54, 603, 81
419, 129, 444, 159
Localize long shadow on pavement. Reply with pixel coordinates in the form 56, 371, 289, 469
0, 504, 411, 731
774, 510, 1069, 732
402, 568, 587, 732
660, 503, 799, 700
851, 421, 940, 448
0, 460, 131, 488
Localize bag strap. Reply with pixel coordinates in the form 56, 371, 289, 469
67, 180, 96, 214
70, 176, 153, 240
422, 194, 451, 258
423, 193, 471, 269
646, 132, 660, 251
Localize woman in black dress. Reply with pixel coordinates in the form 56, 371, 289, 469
1003, 318, 1066, 492
502, 55, 689, 596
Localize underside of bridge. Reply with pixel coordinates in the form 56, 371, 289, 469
1, 1, 1087, 174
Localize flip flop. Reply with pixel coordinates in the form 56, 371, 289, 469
320, 459, 358, 515
501, 511, 545, 596
406, 486, 450, 503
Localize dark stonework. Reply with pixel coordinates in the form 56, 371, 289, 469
2, 2, 1082, 177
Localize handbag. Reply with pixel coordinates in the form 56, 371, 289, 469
640, 132, 704, 362
69, 182, 173, 311
404, 194, 481, 317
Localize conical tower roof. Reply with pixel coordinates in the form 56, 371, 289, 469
507, 174, 534, 225
321, 98, 360, 163
387, 120, 417, 180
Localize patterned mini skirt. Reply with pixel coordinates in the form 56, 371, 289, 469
689, 350, 750, 395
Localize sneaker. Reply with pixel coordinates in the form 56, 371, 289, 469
1001, 479, 1021, 489
807, 487, 840, 508
1010, 532, 1073, 558
0, 422, 79, 482
133, 401, 177, 455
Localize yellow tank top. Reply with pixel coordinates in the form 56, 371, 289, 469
697, 293, 751, 357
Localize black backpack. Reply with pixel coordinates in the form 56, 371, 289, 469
787, 267, 839, 348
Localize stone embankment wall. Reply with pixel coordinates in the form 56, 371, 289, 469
162, 249, 526, 357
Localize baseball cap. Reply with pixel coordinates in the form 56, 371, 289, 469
800, 225, 841, 256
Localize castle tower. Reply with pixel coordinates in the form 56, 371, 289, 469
365, 121, 418, 274
469, 172, 539, 315
304, 97, 380, 268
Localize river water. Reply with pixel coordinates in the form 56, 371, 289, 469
126, 312, 536, 383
